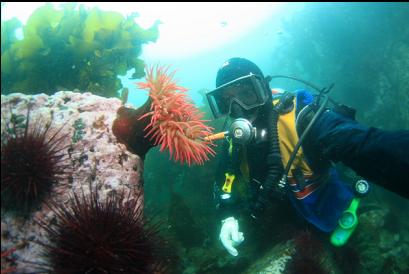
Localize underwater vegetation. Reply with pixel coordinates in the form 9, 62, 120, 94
1, 102, 71, 218
113, 66, 215, 165
36, 184, 170, 274
1, 3, 159, 97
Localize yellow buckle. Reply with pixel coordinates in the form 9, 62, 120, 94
222, 173, 235, 193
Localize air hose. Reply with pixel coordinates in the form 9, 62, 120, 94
266, 75, 333, 189
251, 94, 285, 218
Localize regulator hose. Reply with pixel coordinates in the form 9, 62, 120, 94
251, 93, 285, 219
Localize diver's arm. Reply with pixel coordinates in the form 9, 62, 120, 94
215, 140, 245, 256
308, 110, 409, 198
214, 140, 242, 219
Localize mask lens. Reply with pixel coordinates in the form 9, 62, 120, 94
207, 88, 228, 118
234, 84, 259, 106
207, 74, 267, 119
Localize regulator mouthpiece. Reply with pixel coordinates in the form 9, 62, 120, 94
229, 118, 255, 145
204, 118, 266, 145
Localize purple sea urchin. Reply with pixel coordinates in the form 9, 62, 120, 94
1, 246, 17, 274
286, 230, 328, 274
1, 104, 71, 217
37, 184, 170, 274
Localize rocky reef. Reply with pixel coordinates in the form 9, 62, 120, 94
1, 91, 143, 272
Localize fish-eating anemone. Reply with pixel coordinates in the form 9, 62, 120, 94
112, 65, 215, 165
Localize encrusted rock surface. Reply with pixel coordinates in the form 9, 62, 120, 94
242, 240, 295, 274
1, 91, 143, 272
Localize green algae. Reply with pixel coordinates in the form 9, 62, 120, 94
1, 3, 159, 97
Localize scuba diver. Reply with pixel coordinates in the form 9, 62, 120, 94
205, 57, 409, 257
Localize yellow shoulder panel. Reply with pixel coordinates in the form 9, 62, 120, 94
274, 99, 313, 177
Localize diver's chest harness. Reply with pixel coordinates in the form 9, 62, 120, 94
221, 89, 332, 218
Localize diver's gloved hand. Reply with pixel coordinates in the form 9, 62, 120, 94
219, 217, 244, 256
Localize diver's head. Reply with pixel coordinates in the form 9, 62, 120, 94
207, 58, 271, 122
215, 57, 265, 88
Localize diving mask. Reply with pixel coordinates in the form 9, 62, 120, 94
206, 73, 269, 119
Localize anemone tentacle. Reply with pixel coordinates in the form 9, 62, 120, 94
137, 65, 215, 165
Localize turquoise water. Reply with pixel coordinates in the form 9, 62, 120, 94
1, 2, 409, 273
